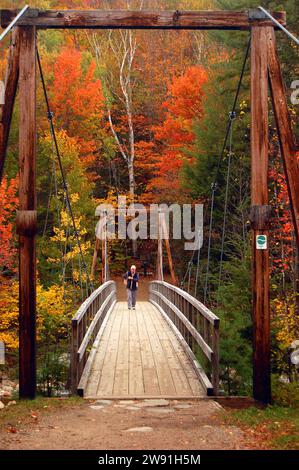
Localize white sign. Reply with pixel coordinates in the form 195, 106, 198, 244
256, 234, 267, 250
291, 80, 299, 105
0, 81, 4, 106
0, 341, 5, 365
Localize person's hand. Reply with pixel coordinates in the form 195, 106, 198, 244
128, 276, 133, 280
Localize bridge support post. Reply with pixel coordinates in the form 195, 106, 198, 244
0, 27, 20, 181
17, 26, 37, 399
267, 27, 299, 244
250, 26, 271, 404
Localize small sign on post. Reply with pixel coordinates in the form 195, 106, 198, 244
0, 80, 4, 105
256, 234, 267, 250
0, 341, 5, 365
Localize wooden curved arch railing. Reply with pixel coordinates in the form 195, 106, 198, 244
71, 280, 117, 395
149, 280, 220, 395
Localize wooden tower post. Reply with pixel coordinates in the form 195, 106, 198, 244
16, 27, 37, 399
267, 27, 299, 244
156, 210, 163, 281
161, 212, 177, 285
0, 27, 20, 181
250, 26, 271, 404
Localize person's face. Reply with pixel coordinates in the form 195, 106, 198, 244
131, 267, 136, 274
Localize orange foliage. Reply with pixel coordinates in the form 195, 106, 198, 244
148, 66, 208, 201
270, 151, 299, 273
51, 47, 104, 175
0, 176, 18, 270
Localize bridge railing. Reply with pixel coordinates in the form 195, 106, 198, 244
71, 280, 117, 394
149, 280, 220, 395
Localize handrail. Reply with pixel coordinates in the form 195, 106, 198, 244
155, 281, 219, 324
72, 280, 115, 323
149, 280, 219, 395
71, 280, 116, 394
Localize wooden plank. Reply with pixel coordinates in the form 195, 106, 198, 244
136, 302, 160, 395
267, 27, 299, 243
113, 302, 129, 395
85, 301, 206, 398
250, 26, 271, 404
147, 305, 194, 396
84, 303, 117, 397
0, 27, 20, 181
150, 299, 211, 394
84, 395, 206, 400
128, 307, 144, 396
142, 302, 176, 396
0, 9, 286, 30
77, 300, 116, 396
96, 302, 123, 396
150, 300, 205, 396
153, 310, 203, 397
17, 26, 37, 400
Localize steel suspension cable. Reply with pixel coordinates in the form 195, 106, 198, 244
218, 112, 235, 293
181, 35, 251, 293
203, 183, 216, 304
37, 48, 93, 294
203, 34, 251, 304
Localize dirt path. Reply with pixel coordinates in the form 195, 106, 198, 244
0, 398, 255, 450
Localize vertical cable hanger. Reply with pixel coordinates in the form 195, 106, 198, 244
36, 48, 93, 295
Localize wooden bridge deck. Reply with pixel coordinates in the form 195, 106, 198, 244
84, 301, 205, 399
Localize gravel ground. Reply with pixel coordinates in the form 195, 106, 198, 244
0, 398, 255, 450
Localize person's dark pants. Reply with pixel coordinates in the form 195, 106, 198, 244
127, 288, 137, 308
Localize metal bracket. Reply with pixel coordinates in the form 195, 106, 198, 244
0, 5, 29, 42
248, 9, 268, 20
249, 205, 272, 230
26, 8, 39, 18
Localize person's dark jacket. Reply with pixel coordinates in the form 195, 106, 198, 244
123, 271, 139, 290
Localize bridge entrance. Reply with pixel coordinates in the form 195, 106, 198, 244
71, 280, 219, 398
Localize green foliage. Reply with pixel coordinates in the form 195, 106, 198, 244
214, 250, 252, 395
37, 349, 70, 397
272, 375, 299, 408
227, 404, 299, 449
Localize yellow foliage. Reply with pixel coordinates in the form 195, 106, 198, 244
0, 277, 18, 349
0, 276, 73, 351
70, 193, 80, 203
272, 294, 299, 349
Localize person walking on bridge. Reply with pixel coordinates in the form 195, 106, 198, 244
123, 265, 139, 310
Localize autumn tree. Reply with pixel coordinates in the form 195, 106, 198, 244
0, 176, 18, 272
51, 46, 105, 180
147, 65, 208, 203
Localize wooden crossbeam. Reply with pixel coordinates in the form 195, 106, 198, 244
0, 9, 286, 30
0, 27, 20, 181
